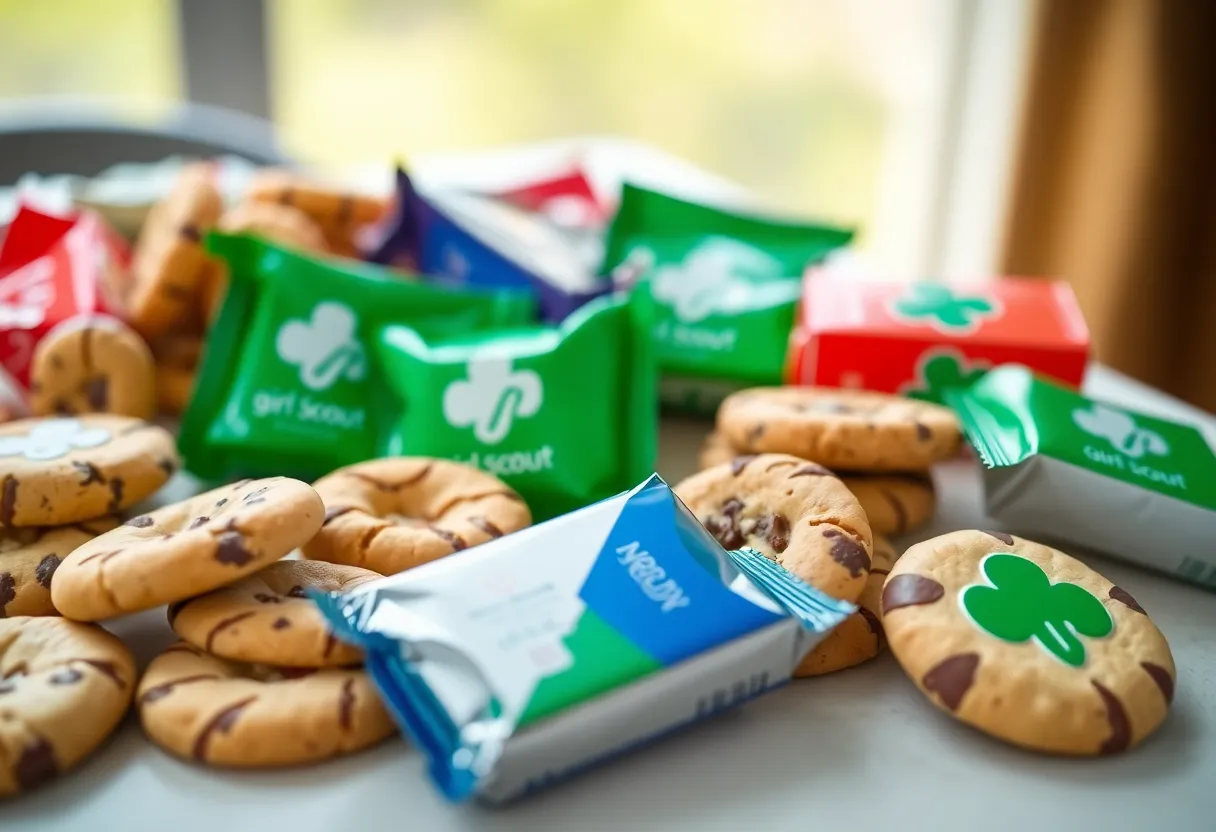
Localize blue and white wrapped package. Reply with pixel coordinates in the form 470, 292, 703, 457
314, 474, 853, 804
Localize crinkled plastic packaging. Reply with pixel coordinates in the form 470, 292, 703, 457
600, 183, 853, 414
178, 233, 534, 481
0, 204, 130, 391
367, 167, 610, 323
314, 475, 854, 803
950, 366, 1216, 588
374, 290, 654, 520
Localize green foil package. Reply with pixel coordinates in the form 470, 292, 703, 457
601, 184, 853, 413
951, 366, 1216, 589
374, 291, 655, 519
179, 233, 534, 481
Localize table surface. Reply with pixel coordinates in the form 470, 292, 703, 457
5, 366, 1215, 832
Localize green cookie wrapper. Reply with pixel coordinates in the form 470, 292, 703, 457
373, 290, 656, 520
600, 183, 853, 414
179, 233, 534, 481
950, 365, 1216, 589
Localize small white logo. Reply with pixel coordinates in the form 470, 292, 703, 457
648, 238, 783, 323
275, 302, 367, 392
0, 418, 110, 461
0, 258, 55, 330
1073, 403, 1168, 459
443, 356, 542, 445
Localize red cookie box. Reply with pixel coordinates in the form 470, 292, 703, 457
0, 204, 131, 392
785, 276, 1090, 399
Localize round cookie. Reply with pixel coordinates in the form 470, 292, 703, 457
155, 362, 197, 416
170, 561, 380, 667
200, 202, 330, 323
51, 477, 323, 621
795, 535, 897, 677
673, 453, 874, 603
218, 200, 328, 252
151, 336, 202, 416
882, 529, 1175, 755
137, 641, 395, 767
842, 473, 936, 537
1, 517, 119, 617
29, 315, 156, 420
304, 458, 531, 576
127, 163, 223, 340
718, 387, 962, 472
0, 616, 136, 796
698, 430, 736, 470
698, 432, 937, 536
246, 170, 385, 257
0, 416, 178, 527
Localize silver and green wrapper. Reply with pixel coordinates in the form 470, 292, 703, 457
313, 475, 853, 803
951, 366, 1216, 589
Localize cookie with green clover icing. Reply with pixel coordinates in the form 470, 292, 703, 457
882, 529, 1174, 755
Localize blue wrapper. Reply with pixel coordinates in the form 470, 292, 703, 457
367, 167, 611, 323
313, 474, 853, 803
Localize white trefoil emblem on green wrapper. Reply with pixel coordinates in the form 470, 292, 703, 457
275, 302, 367, 392
444, 356, 543, 445
1072, 403, 1169, 459
648, 238, 783, 323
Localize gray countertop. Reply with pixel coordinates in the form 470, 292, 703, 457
5, 365, 1215, 831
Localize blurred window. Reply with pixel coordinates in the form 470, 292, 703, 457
0, 0, 1029, 275
0, 0, 181, 110
268, 0, 952, 239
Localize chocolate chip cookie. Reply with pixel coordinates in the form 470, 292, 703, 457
883, 529, 1175, 755
0, 616, 136, 796
673, 453, 873, 603
127, 163, 223, 339
718, 387, 962, 472
170, 561, 379, 667
699, 431, 937, 535
795, 535, 897, 677
51, 477, 323, 621
137, 641, 395, 767
304, 458, 531, 576
246, 170, 386, 257
843, 473, 936, 536
0, 416, 178, 527
29, 315, 156, 420
0, 517, 118, 617
151, 336, 201, 416
200, 201, 330, 323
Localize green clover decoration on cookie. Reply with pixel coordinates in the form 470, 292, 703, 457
902, 350, 989, 406
891, 284, 999, 333
961, 554, 1113, 668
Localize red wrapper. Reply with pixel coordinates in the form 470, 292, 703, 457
490, 168, 607, 230
0, 204, 130, 391
786, 276, 1090, 401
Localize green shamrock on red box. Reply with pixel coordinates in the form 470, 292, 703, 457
891, 283, 999, 333
961, 553, 1113, 667
902, 351, 989, 406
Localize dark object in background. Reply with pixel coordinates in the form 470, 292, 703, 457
0, 99, 289, 183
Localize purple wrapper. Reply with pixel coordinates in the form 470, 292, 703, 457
366, 167, 610, 323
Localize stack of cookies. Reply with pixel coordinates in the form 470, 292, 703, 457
56, 162, 390, 420
2, 415, 453, 796
702, 387, 961, 541
681, 386, 964, 677
0, 414, 179, 619
0, 413, 178, 796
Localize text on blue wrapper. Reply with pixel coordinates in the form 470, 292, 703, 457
616, 541, 691, 612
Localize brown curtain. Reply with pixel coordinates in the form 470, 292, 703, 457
1002, 0, 1216, 413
